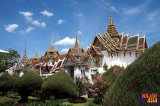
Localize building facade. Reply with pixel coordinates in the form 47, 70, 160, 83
86, 15, 147, 77
6, 15, 148, 81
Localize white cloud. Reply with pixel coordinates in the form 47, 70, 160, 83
125, 8, 140, 15
77, 31, 82, 35
55, 37, 75, 45
19, 11, 33, 22
77, 13, 84, 17
41, 10, 53, 17
19, 11, 33, 17
110, 6, 119, 13
61, 48, 69, 53
101, 0, 119, 13
19, 11, 46, 28
57, 19, 65, 25
146, 11, 158, 21
5, 24, 19, 33
32, 20, 46, 28
0, 49, 9, 53
26, 27, 35, 33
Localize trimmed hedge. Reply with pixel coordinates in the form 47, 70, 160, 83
17, 71, 43, 101
42, 71, 78, 99
0, 73, 19, 95
102, 65, 124, 84
103, 42, 160, 106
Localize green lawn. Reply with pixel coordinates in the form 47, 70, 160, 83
0, 95, 101, 106
63, 98, 102, 106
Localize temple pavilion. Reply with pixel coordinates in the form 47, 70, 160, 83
63, 33, 92, 80
86, 14, 148, 76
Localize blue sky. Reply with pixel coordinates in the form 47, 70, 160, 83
0, 0, 160, 58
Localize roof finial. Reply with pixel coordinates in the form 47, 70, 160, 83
34, 52, 39, 58
24, 39, 26, 54
109, 9, 113, 25
50, 39, 55, 51
74, 32, 79, 48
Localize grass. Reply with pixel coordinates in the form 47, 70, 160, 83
0, 95, 101, 106
62, 98, 102, 106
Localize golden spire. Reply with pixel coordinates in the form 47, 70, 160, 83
74, 32, 79, 48
21, 40, 28, 64
23, 40, 27, 58
50, 39, 55, 51
35, 52, 39, 58
109, 10, 113, 25
106, 11, 119, 39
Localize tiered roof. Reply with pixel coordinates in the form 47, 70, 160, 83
106, 15, 119, 39
63, 33, 92, 66
30, 52, 41, 64
41, 40, 59, 61
28, 40, 66, 73
90, 15, 147, 54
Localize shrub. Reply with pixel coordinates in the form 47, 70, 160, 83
42, 71, 78, 99
17, 71, 43, 102
102, 65, 124, 84
0, 73, 18, 95
75, 77, 87, 97
89, 75, 110, 104
68, 97, 86, 103
0, 97, 15, 106
103, 42, 160, 106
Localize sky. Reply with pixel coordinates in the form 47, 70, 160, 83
0, 0, 160, 58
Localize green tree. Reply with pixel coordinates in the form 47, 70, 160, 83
42, 71, 78, 99
103, 42, 160, 106
17, 71, 43, 102
102, 65, 124, 84
0, 73, 19, 95
0, 49, 20, 72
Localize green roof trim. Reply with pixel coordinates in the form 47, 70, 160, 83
139, 38, 144, 45
122, 36, 127, 44
82, 56, 89, 62
128, 37, 137, 44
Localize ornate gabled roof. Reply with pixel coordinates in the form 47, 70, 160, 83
90, 15, 148, 54
43, 40, 59, 59
91, 33, 118, 53
89, 45, 103, 55
30, 52, 41, 64
63, 33, 92, 66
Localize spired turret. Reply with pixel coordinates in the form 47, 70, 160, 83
74, 32, 79, 48
43, 40, 59, 59
21, 42, 29, 65
106, 14, 119, 43
30, 52, 41, 64
50, 39, 56, 52
34, 52, 39, 58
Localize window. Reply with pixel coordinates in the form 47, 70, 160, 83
81, 70, 85, 77
67, 58, 72, 63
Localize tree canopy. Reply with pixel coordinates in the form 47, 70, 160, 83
0, 49, 20, 72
